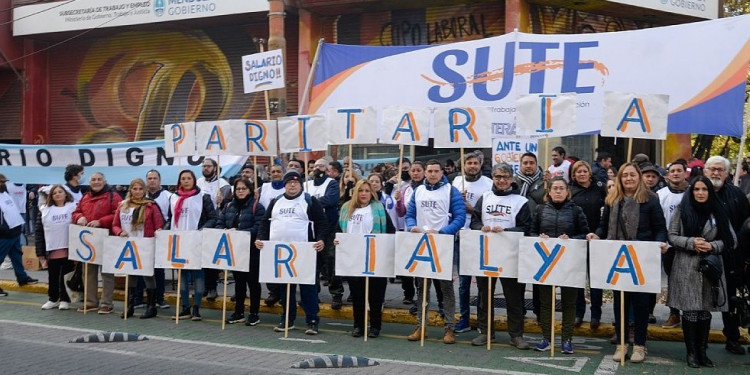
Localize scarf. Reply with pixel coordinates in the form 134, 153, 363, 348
517, 168, 542, 197
270, 180, 284, 190
464, 172, 481, 183
125, 196, 154, 232
339, 200, 387, 234
174, 188, 197, 226
667, 179, 689, 193
607, 197, 640, 240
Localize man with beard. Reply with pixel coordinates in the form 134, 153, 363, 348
304, 158, 342, 308
548, 146, 572, 183
72, 172, 122, 313
197, 158, 232, 301
704, 156, 750, 355
657, 159, 689, 329
0, 174, 38, 293
451, 151, 492, 333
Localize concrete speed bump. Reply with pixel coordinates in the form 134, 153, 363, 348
291, 355, 378, 368
70, 332, 148, 343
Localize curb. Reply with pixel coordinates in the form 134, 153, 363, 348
2, 280, 743, 344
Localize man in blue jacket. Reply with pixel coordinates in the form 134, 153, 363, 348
405, 159, 466, 344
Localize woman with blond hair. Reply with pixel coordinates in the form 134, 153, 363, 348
587, 162, 668, 363
334, 179, 395, 338
112, 178, 164, 319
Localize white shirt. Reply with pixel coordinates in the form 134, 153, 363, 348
452, 175, 492, 229
304, 178, 334, 199
6, 183, 26, 214
149, 189, 173, 221
40, 202, 76, 251
197, 176, 229, 209
548, 159, 572, 183
657, 186, 685, 228
479, 191, 529, 229
413, 183, 451, 231
347, 205, 373, 234
269, 194, 310, 242
118, 206, 145, 238
259, 182, 284, 210
169, 193, 204, 230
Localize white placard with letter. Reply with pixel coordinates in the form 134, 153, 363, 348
589, 240, 662, 293
200, 229, 251, 272
67, 224, 108, 265
154, 230, 203, 270
102, 236, 155, 276
517, 237, 587, 288
459, 230, 522, 278
258, 241, 317, 285
335, 233, 395, 277
394, 232, 454, 281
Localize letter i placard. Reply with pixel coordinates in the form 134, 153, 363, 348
334, 233, 395, 277
67, 224, 108, 265
200, 229, 251, 272
102, 236, 155, 277
258, 241, 317, 285
588, 240, 662, 293
515, 93, 577, 137
517, 237, 587, 288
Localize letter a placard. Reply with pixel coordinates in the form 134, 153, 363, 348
379, 106, 430, 146
154, 230, 203, 270
67, 224, 108, 265
588, 240, 661, 293
517, 237, 587, 288
258, 241, 317, 285
334, 233, 395, 277
600, 92, 668, 140
102, 236, 155, 276
200, 229, 251, 272
459, 230, 522, 278
394, 232, 454, 281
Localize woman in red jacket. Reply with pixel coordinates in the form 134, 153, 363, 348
112, 178, 164, 319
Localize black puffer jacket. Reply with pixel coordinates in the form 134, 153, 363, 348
531, 200, 589, 239
570, 180, 606, 233
215, 198, 266, 240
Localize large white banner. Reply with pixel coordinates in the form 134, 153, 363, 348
102, 236, 155, 276
311, 16, 750, 137
334, 233, 395, 277
242, 50, 285, 94
258, 241, 317, 285
14, 0, 269, 36
277, 115, 328, 152
68, 224, 108, 265
379, 107, 431, 146
327, 107, 379, 145
200, 229, 251, 272
589, 240, 662, 293
459, 230, 522, 278
515, 93, 577, 136
601, 92, 669, 140
394, 232, 454, 281
433, 107, 493, 148
164, 122, 197, 157
517, 237, 587, 288
154, 230, 203, 270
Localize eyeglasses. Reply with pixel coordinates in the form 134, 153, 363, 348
493, 175, 511, 181
707, 167, 726, 173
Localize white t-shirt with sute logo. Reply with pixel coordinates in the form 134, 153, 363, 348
548, 159, 572, 183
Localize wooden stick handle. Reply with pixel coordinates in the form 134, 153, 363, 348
551, 285, 555, 357
420, 278, 428, 347
221, 271, 229, 330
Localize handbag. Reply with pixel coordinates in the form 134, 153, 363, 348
698, 253, 723, 283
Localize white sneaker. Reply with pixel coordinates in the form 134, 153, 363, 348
0, 258, 11, 270
58, 301, 70, 310
41, 301, 60, 310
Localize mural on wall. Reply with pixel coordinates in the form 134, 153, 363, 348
530, 4, 658, 34
336, 4, 505, 46
47, 25, 269, 144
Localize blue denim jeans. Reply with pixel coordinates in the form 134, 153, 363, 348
0, 236, 30, 282
180, 270, 205, 309
279, 284, 319, 325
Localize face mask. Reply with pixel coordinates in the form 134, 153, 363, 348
401, 171, 410, 181
314, 170, 326, 179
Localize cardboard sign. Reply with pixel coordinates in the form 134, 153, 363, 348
163, 122, 196, 157
242, 49, 285, 94
589, 240, 662, 293
258, 241, 317, 285
433, 107, 493, 148
154, 230, 203, 270
335, 233, 395, 277
277, 115, 328, 152
22, 246, 40, 271
327, 107, 379, 145
67, 224, 108, 265
241, 120, 278, 156
517, 237, 587, 288
102, 236, 155, 276
459, 230, 522, 278
491, 136, 539, 175
601, 92, 669, 140
379, 106, 431, 146
515, 93, 577, 137
200, 229, 251, 272
394, 232, 454, 281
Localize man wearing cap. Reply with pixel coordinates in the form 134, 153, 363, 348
256, 170, 328, 335
641, 163, 665, 192
0, 174, 38, 291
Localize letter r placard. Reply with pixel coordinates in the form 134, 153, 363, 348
258, 241, 317, 285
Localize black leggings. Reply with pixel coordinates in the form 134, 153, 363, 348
47, 258, 74, 302
233, 247, 261, 315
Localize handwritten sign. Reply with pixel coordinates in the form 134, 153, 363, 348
335, 233, 395, 277
601, 92, 668, 140
258, 241, 317, 285
433, 107, 493, 148
491, 136, 539, 175
163, 122, 196, 157
589, 240, 662, 293
327, 107, 379, 145
67, 224, 108, 265
242, 49, 285, 94
200, 229, 251, 272
459, 230, 522, 278
154, 230, 203, 270
102, 236, 155, 276
517, 237, 587, 288
515, 93, 577, 137
394, 232, 454, 281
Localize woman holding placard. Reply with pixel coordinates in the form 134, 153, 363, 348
532, 177, 590, 354
37, 185, 77, 311
587, 162, 668, 363
668, 176, 732, 368
216, 177, 265, 326
112, 178, 164, 319
335, 179, 395, 338
166, 170, 217, 321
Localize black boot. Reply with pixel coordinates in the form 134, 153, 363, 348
697, 319, 714, 367
121, 287, 136, 319
682, 321, 700, 368
140, 288, 158, 319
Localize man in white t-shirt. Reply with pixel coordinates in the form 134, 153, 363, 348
451, 151, 492, 333
547, 146, 572, 183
